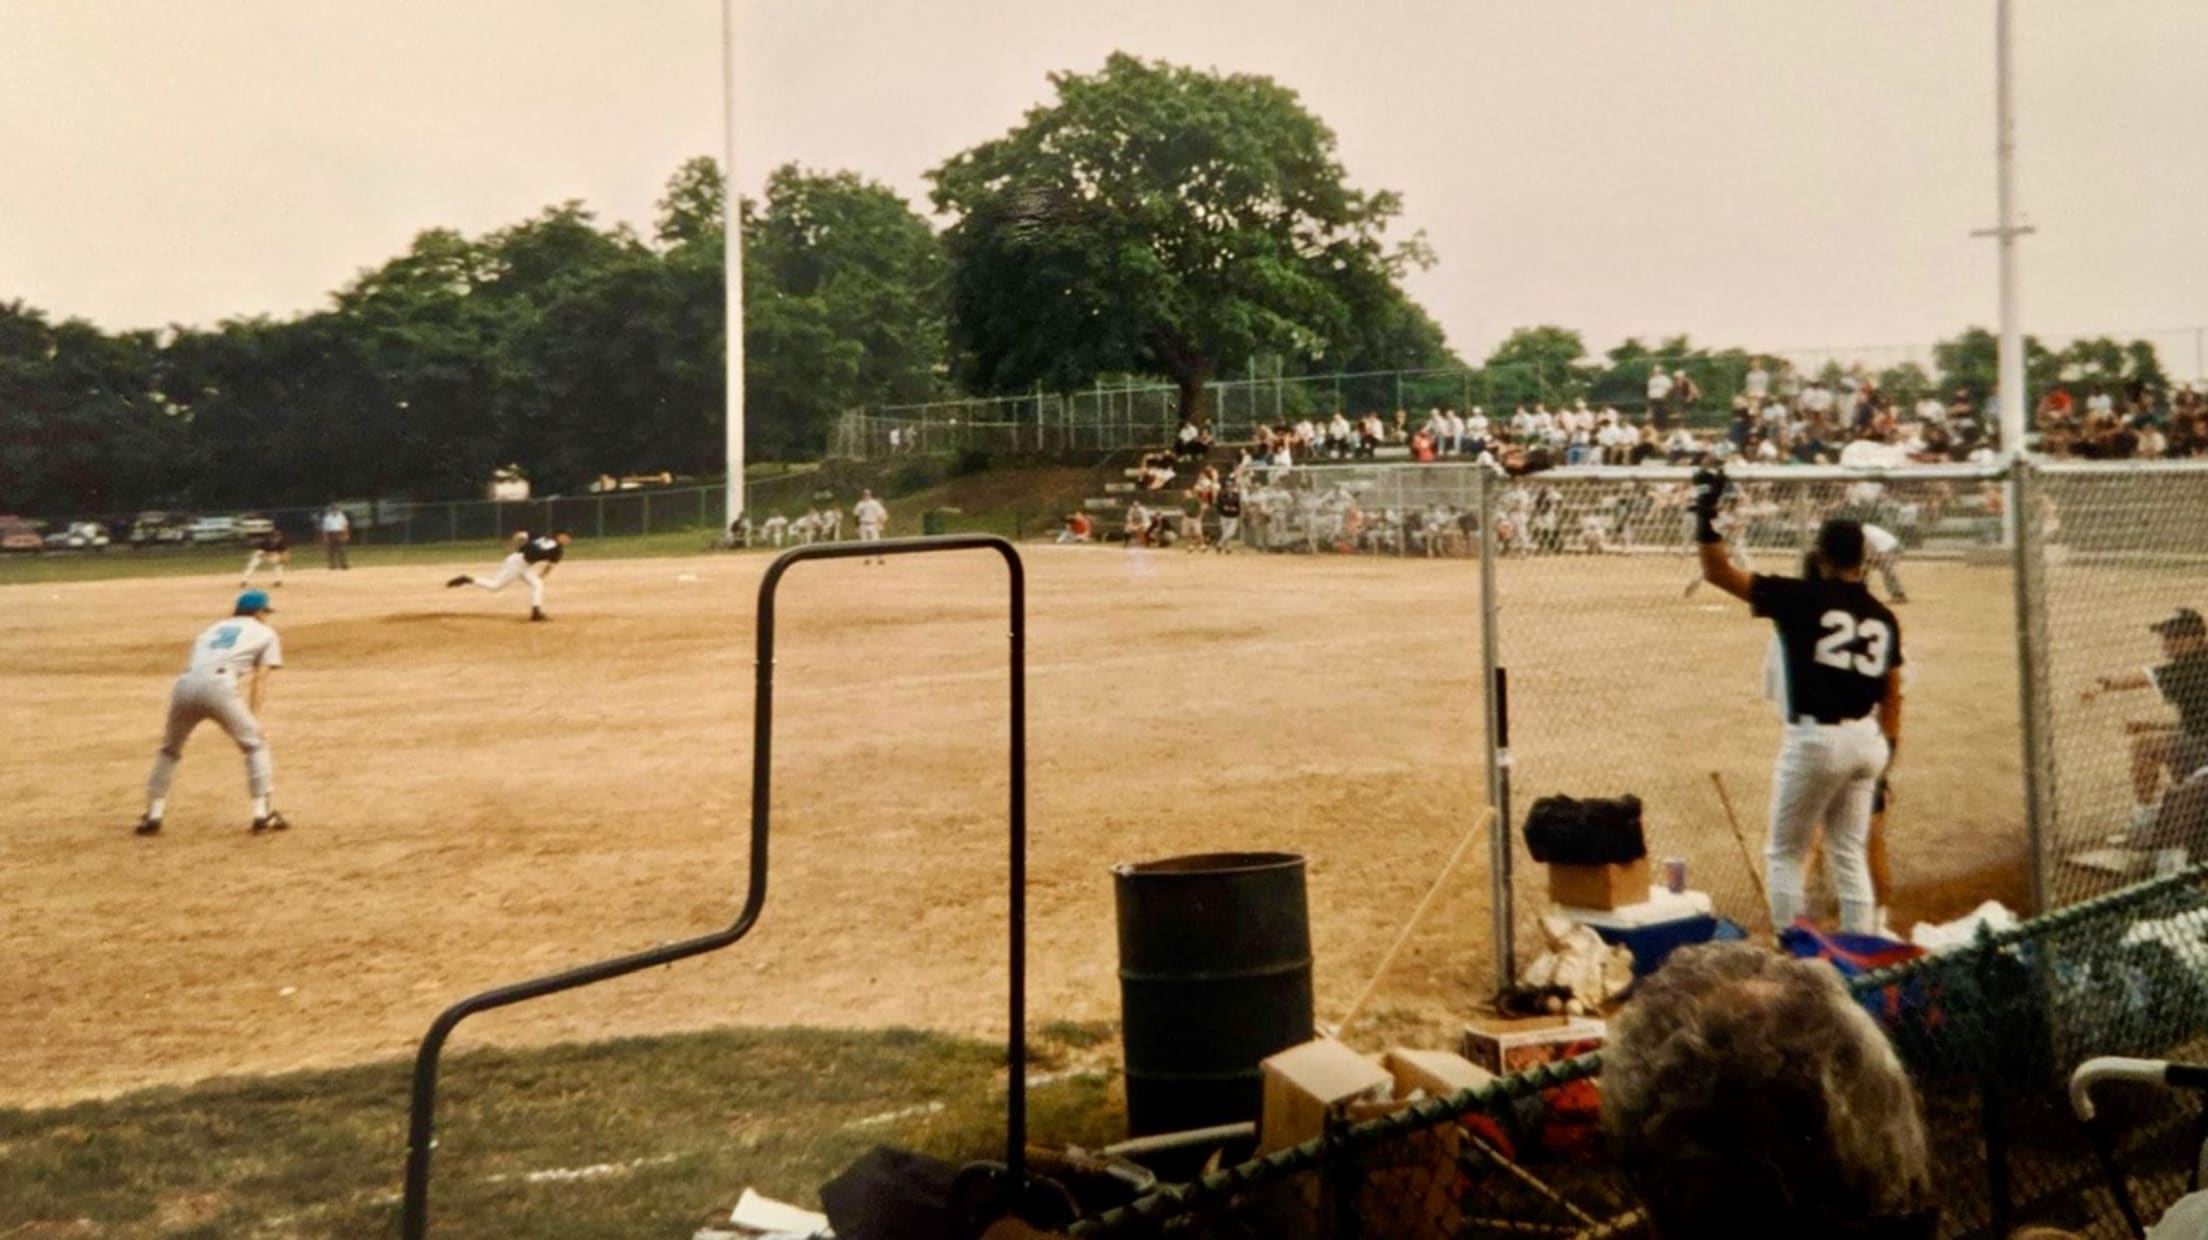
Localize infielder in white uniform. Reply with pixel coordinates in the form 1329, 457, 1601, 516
239, 529, 289, 588
447, 530, 571, 621
1860, 523, 1908, 603
853, 490, 888, 564
136, 590, 287, 836
1696, 467, 1903, 935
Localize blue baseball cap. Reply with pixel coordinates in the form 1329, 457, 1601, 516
235, 590, 274, 615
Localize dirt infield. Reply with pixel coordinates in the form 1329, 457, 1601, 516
1, 544, 2027, 1107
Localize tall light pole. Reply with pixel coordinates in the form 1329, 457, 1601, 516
722, 0, 746, 529
1974, 0, 2033, 461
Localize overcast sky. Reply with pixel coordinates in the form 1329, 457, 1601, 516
5, 1, 2204, 370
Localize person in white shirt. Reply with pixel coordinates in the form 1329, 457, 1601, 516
1511, 406, 1536, 438
1744, 360, 1771, 407
319, 503, 351, 570
1647, 367, 1675, 427
854, 489, 890, 564
1444, 409, 1466, 454
1467, 407, 1490, 441
1325, 412, 1354, 459
1862, 523, 1909, 603
136, 591, 288, 836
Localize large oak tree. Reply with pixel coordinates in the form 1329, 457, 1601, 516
929, 53, 1434, 423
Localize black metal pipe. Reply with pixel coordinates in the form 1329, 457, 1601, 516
401, 534, 1027, 1237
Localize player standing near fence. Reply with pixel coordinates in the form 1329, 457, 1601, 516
319, 503, 351, 570
134, 590, 288, 837
1695, 465, 1903, 934
240, 528, 289, 587
446, 530, 571, 621
853, 490, 888, 564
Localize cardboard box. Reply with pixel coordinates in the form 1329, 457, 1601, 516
1546, 856, 1649, 910
1460, 1015, 1607, 1077
1257, 1037, 1394, 1154
1380, 1048, 1495, 1101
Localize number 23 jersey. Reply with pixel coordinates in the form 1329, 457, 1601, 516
1750, 574, 1901, 723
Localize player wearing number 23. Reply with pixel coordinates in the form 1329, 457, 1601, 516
1693, 465, 1903, 935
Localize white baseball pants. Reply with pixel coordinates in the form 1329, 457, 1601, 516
1767, 715, 1888, 934
473, 552, 544, 608
148, 673, 273, 800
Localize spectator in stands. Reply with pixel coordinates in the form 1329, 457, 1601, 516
1268, 430, 1295, 481
1467, 406, 1491, 445
1186, 464, 1221, 550
1663, 426, 1700, 464
1357, 412, 1384, 459
1947, 387, 1978, 425
1140, 452, 1176, 491
1291, 416, 1318, 456
1056, 511, 1093, 544
1744, 357, 1771, 409
1604, 942, 1937, 1240
1647, 365, 1675, 428
1325, 412, 1354, 459
1122, 498, 1151, 546
1392, 408, 1409, 443
1446, 408, 1468, 455
1213, 482, 1242, 552
1671, 369, 1701, 417
1410, 425, 1437, 462
1171, 418, 1203, 461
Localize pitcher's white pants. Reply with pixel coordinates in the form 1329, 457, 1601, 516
1767, 715, 1888, 934
473, 552, 544, 608
148, 672, 272, 800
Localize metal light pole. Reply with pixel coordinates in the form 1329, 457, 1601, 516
1974, 0, 2033, 463
722, 0, 747, 529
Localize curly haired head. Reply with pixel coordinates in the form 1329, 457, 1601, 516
1602, 942, 1935, 1239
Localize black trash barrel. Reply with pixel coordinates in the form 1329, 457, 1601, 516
1113, 852, 1314, 1138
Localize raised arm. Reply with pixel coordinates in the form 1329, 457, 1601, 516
2082, 669, 2152, 704
1692, 466, 1753, 602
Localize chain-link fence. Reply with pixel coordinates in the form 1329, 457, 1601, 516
1481, 464, 2026, 982
2025, 460, 2208, 910
6, 473, 884, 559
1074, 863, 2208, 1240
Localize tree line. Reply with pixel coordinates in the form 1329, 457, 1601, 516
0, 52, 2178, 519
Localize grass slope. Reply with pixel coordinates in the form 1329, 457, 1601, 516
0, 1024, 1118, 1239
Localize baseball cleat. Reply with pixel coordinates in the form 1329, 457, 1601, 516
445, 575, 471, 588
250, 812, 290, 834
530, 607, 548, 622
133, 815, 162, 837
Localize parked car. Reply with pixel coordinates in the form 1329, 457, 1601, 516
43, 521, 111, 552
0, 517, 44, 553
130, 511, 191, 545
235, 514, 276, 538
185, 515, 240, 543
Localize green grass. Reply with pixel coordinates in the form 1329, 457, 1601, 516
0, 1024, 1121, 1239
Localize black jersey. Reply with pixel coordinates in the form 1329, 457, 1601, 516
1751, 574, 1903, 724
2153, 650, 2208, 737
1217, 491, 1242, 518
520, 535, 564, 565
257, 530, 287, 553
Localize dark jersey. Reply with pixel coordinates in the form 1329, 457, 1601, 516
1751, 574, 1903, 723
1217, 491, 1242, 518
520, 535, 564, 565
257, 530, 287, 553
2153, 650, 2208, 737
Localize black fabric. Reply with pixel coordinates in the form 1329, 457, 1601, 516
1523, 795, 1646, 865
520, 535, 564, 565
2154, 649, 2208, 739
820, 1145, 961, 1240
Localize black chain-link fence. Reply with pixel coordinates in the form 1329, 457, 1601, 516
1075, 864, 2208, 1240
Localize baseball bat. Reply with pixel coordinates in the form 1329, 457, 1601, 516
1335, 806, 1498, 1041
1708, 770, 1771, 921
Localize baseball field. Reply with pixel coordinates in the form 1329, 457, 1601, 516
1, 541, 2031, 1110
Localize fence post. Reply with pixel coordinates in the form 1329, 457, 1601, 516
642, 490, 652, 535
2009, 460, 2054, 913
448, 502, 457, 543
699, 485, 708, 530
1478, 464, 1515, 991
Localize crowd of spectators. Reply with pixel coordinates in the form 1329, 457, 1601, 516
2037, 381, 2208, 460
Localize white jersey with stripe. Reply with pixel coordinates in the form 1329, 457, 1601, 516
1862, 524, 1901, 555
185, 617, 283, 679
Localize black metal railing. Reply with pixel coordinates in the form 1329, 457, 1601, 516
400, 535, 1029, 1237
